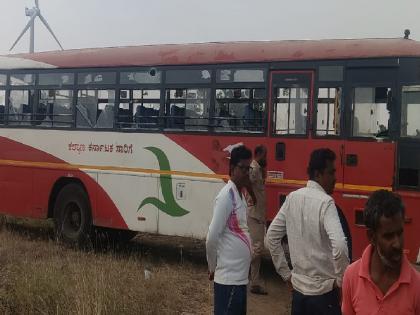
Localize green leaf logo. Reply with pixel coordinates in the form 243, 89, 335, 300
137, 147, 189, 217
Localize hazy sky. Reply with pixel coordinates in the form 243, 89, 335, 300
1, 0, 419, 55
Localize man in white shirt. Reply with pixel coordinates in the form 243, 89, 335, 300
206, 145, 253, 315
266, 148, 349, 315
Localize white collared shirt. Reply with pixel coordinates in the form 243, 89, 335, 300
266, 180, 349, 295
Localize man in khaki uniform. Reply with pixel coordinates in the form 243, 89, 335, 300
247, 145, 268, 295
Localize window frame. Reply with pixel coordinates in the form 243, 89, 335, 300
163, 87, 212, 132
213, 86, 267, 134
0, 88, 6, 125
348, 85, 393, 140
75, 88, 117, 130
38, 72, 75, 87
7, 88, 36, 126
0, 63, 270, 136
400, 84, 420, 139
36, 89, 75, 128
343, 66, 398, 142
312, 85, 344, 139
270, 71, 313, 139
117, 88, 162, 130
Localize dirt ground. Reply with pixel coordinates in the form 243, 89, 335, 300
133, 232, 420, 314
1, 218, 291, 314
3, 219, 418, 314
247, 270, 291, 314
134, 233, 292, 314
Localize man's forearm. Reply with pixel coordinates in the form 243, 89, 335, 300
266, 214, 291, 281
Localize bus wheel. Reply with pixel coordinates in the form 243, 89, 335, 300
53, 183, 92, 246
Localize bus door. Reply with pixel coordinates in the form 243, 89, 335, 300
343, 67, 397, 190
398, 83, 420, 191
397, 78, 420, 263
267, 70, 330, 219
342, 67, 398, 257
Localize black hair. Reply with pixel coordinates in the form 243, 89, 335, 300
307, 148, 336, 180
364, 190, 405, 231
229, 145, 252, 175
254, 145, 266, 156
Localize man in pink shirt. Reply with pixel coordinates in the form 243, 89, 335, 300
342, 190, 420, 315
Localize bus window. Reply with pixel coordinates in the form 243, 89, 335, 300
39, 73, 74, 86
351, 87, 390, 137
273, 87, 308, 135
120, 70, 161, 84
401, 85, 420, 138
0, 75, 5, 124
77, 72, 116, 85
216, 69, 265, 83
38, 90, 73, 127
8, 90, 34, 125
76, 90, 115, 128
36, 91, 51, 126
0, 74, 6, 86
185, 89, 210, 131
166, 70, 211, 84
10, 73, 34, 86
118, 100, 132, 128
318, 66, 344, 82
214, 88, 266, 133
165, 88, 210, 131
316, 87, 341, 136
0, 90, 5, 124
133, 90, 160, 129
117, 89, 160, 129
96, 103, 114, 128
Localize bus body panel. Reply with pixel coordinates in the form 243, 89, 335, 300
1, 39, 420, 262
0, 129, 418, 262
0, 164, 33, 217
0, 129, 228, 238
333, 192, 369, 262
395, 191, 420, 262
343, 141, 395, 188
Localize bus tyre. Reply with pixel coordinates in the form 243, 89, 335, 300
53, 183, 92, 246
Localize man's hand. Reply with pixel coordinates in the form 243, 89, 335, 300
333, 280, 342, 302
243, 179, 257, 206
208, 271, 214, 281
286, 278, 293, 292
249, 190, 257, 206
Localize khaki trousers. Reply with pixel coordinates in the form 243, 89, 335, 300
247, 216, 265, 287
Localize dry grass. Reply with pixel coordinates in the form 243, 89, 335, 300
0, 220, 212, 315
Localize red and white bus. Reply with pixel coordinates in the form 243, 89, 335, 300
0, 38, 420, 263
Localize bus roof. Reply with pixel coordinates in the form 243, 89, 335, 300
4, 38, 420, 69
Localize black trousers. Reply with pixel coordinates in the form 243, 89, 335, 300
291, 288, 341, 315
214, 282, 247, 315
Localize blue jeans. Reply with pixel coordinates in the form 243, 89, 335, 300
291, 288, 341, 315
214, 282, 247, 315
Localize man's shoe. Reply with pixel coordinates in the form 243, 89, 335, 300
250, 285, 268, 295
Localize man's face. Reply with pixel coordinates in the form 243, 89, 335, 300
232, 158, 252, 186
370, 213, 404, 270
315, 159, 336, 195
